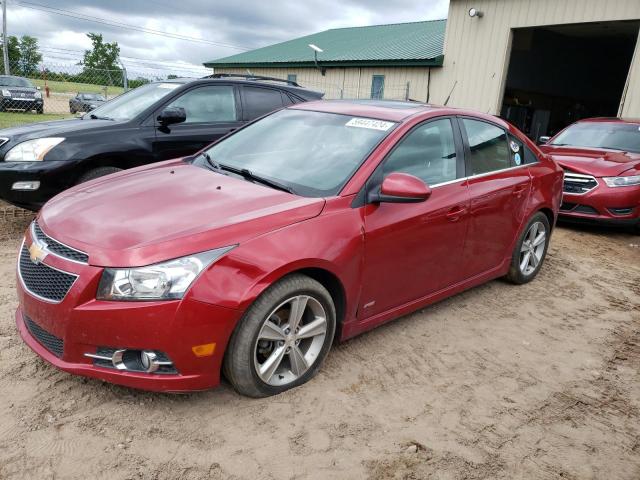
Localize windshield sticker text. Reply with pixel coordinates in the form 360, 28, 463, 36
346, 118, 395, 131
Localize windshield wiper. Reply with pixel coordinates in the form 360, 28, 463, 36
89, 113, 114, 120
197, 152, 294, 194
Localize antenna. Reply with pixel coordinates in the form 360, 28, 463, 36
444, 81, 458, 106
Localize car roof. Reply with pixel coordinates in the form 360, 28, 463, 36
291, 99, 447, 122
576, 117, 640, 125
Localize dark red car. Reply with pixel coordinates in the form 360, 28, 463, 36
16, 100, 563, 397
539, 118, 640, 230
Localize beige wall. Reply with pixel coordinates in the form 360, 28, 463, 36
429, 0, 640, 115
213, 66, 436, 102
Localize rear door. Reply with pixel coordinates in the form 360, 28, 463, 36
458, 117, 532, 277
152, 84, 243, 161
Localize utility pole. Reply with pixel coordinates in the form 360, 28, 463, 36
2, 0, 9, 75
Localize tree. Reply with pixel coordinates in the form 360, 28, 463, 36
0, 35, 20, 73
17, 35, 42, 76
82, 33, 121, 85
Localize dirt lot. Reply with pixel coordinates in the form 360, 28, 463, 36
0, 203, 638, 480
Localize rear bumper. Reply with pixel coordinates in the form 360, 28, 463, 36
560, 181, 640, 226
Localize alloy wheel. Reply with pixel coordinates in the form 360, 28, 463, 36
519, 221, 547, 275
254, 295, 327, 386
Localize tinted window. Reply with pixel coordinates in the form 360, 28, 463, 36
463, 119, 510, 175
508, 134, 538, 166
383, 118, 458, 185
166, 85, 237, 123
243, 87, 285, 120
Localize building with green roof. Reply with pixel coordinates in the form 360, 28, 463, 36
204, 20, 446, 101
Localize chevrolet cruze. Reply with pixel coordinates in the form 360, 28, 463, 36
15, 100, 563, 397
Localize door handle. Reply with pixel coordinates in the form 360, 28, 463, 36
446, 206, 466, 221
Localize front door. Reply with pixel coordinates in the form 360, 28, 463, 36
458, 118, 532, 277
360, 118, 470, 319
153, 84, 243, 161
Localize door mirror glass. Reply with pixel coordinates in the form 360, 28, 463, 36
538, 136, 550, 145
372, 172, 432, 203
158, 106, 187, 125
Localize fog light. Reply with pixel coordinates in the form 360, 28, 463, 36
140, 350, 159, 373
12, 181, 40, 191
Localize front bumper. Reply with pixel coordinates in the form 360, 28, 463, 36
1, 98, 43, 111
15, 228, 242, 392
559, 179, 640, 227
0, 160, 80, 210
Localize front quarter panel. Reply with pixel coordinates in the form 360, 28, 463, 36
187, 196, 364, 332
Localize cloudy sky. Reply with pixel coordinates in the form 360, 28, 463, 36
6, 0, 448, 77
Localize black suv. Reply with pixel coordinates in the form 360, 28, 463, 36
0, 75, 44, 114
0, 74, 323, 210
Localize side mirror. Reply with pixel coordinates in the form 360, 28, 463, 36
369, 172, 432, 204
538, 136, 550, 145
158, 106, 186, 126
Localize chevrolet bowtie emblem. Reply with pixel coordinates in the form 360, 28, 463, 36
28, 241, 48, 264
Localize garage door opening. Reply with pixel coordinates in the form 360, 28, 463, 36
500, 21, 639, 140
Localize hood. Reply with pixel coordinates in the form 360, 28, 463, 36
540, 145, 640, 177
0, 117, 121, 140
38, 161, 326, 267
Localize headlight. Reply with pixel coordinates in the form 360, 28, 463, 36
34, 90, 42, 99
603, 175, 640, 187
4, 137, 65, 162
96, 246, 235, 301
1, 89, 10, 97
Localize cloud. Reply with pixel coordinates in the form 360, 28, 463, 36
6, 0, 449, 76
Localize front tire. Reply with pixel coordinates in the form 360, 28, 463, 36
224, 274, 336, 398
506, 212, 551, 284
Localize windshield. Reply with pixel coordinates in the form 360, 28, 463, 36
0, 76, 34, 88
551, 122, 640, 153
86, 82, 181, 121
196, 109, 396, 197
82, 93, 105, 101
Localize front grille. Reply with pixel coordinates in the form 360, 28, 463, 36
24, 315, 64, 358
9, 89, 35, 99
19, 245, 77, 302
563, 172, 598, 195
33, 221, 89, 264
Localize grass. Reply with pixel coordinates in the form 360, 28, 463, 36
0, 112, 71, 129
31, 78, 124, 96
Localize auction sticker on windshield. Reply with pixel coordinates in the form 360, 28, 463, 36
346, 118, 395, 131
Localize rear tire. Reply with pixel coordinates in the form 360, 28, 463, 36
224, 274, 336, 398
506, 212, 551, 284
77, 166, 122, 184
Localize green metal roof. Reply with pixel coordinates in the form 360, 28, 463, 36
204, 20, 446, 68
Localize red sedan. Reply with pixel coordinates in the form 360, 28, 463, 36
539, 118, 640, 230
15, 101, 563, 397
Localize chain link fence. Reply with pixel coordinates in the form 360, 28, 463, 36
0, 61, 194, 120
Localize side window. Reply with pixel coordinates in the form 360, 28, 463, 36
242, 86, 285, 120
508, 134, 539, 166
382, 118, 458, 185
462, 119, 510, 175
166, 85, 237, 123
371, 75, 385, 99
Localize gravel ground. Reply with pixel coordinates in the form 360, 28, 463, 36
0, 203, 638, 480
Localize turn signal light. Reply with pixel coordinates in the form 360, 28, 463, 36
192, 343, 216, 357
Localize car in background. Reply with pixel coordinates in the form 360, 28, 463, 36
15, 100, 563, 397
0, 75, 43, 114
0, 74, 323, 210
69, 92, 107, 114
539, 118, 639, 230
